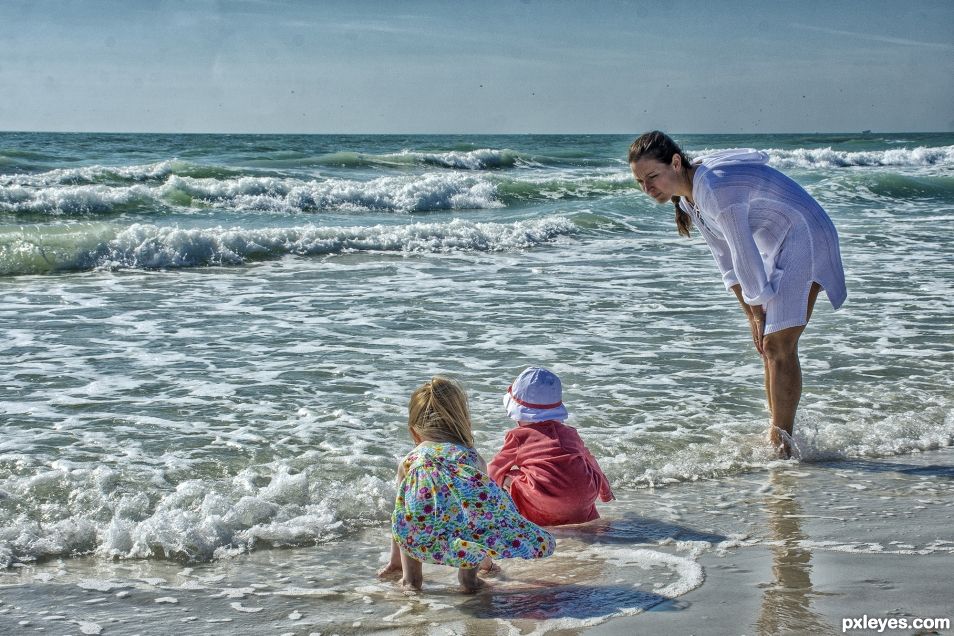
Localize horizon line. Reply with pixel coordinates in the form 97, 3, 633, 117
2, 129, 950, 136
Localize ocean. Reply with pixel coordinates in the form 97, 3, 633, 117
1, 132, 952, 632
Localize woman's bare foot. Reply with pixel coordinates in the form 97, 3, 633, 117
769, 426, 792, 459
458, 568, 485, 594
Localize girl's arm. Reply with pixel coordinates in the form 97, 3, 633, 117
574, 431, 614, 502
377, 458, 408, 579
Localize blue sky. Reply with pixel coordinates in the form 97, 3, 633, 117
1, 0, 952, 133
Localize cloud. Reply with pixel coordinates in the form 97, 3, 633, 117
791, 23, 954, 51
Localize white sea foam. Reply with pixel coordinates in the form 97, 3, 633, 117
76, 580, 124, 592
0, 183, 156, 214
390, 148, 523, 169
0, 171, 505, 215
0, 457, 396, 566
0, 160, 188, 188
766, 145, 954, 168
0, 216, 577, 274
97, 216, 572, 267
161, 172, 505, 213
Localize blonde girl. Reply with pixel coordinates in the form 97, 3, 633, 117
378, 376, 555, 593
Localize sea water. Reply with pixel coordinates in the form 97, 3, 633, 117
1, 132, 952, 582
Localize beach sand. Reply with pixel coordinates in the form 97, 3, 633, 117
1, 447, 951, 635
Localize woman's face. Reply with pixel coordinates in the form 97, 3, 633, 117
630, 155, 684, 203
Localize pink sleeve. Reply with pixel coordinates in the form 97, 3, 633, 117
487, 430, 521, 486
584, 447, 614, 501
561, 425, 614, 502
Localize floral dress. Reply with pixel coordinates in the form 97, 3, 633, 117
392, 441, 555, 568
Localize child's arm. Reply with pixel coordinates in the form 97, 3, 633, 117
584, 447, 615, 501
377, 458, 408, 580
486, 430, 521, 486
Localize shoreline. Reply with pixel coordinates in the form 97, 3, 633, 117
1, 447, 952, 635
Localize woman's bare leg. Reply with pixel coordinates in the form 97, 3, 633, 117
763, 325, 804, 456
762, 283, 821, 457
763, 357, 774, 416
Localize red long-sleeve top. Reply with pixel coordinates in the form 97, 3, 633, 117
488, 420, 614, 526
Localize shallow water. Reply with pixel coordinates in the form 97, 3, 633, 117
1, 132, 952, 572
1, 449, 951, 634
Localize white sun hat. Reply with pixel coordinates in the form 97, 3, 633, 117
503, 367, 569, 423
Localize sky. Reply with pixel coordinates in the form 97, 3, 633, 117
1, 0, 952, 134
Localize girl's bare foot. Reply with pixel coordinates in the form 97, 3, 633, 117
400, 576, 423, 591
377, 563, 402, 580
477, 557, 501, 577
458, 568, 485, 594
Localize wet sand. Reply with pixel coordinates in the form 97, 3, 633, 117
1, 447, 952, 635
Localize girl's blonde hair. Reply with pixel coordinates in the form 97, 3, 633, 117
407, 376, 474, 447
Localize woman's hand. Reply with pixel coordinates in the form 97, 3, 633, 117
732, 285, 766, 356
748, 305, 766, 356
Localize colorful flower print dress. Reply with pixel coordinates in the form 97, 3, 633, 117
391, 441, 555, 568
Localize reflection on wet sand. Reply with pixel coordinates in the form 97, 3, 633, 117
756, 470, 831, 636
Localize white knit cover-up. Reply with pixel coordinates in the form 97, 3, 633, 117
680, 149, 847, 334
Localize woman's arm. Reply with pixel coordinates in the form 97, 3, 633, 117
695, 173, 774, 306
715, 203, 776, 306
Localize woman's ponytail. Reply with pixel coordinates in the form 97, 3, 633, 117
672, 196, 692, 238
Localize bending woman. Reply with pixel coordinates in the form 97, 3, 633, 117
629, 131, 846, 457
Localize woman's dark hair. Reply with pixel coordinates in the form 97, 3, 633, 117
628, 131, 693, 237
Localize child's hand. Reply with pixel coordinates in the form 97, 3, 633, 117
377, 563, 403, 580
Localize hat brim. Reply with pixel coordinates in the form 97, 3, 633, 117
504, 392, 568, 423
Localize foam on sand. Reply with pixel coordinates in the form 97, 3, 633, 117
1, 448, 952, 634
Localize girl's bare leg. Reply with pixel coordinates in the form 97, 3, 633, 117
377, 538, 403, 580
399, 549, 423, 590
458, 567, 485, 593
